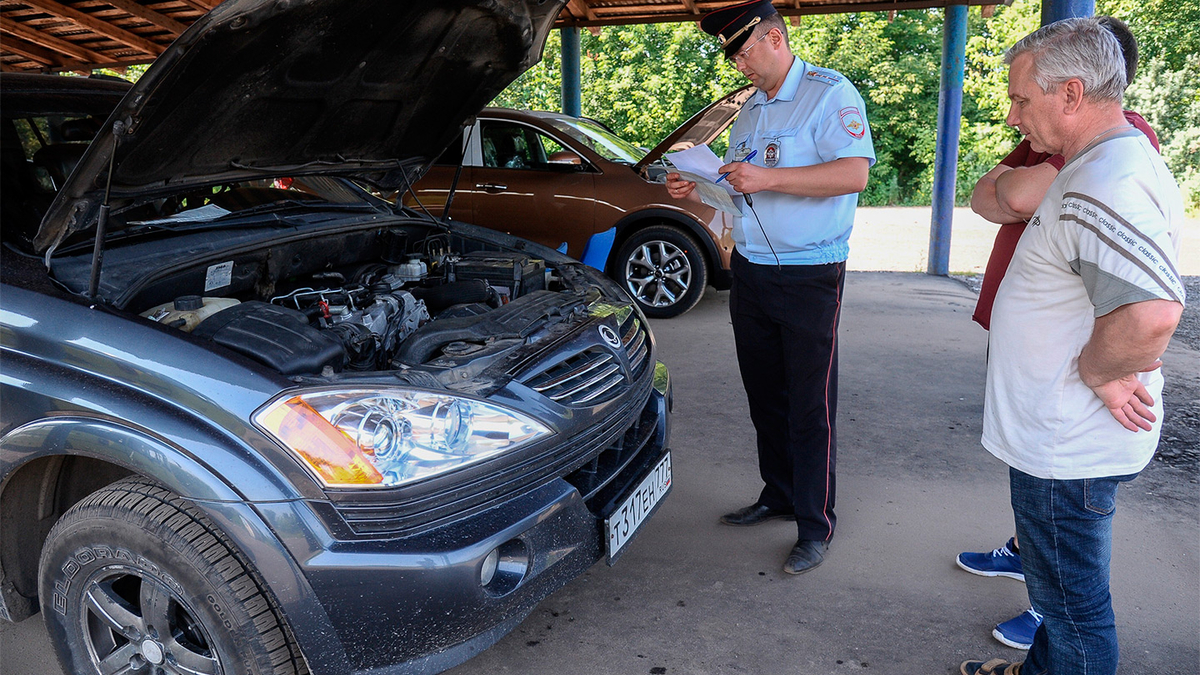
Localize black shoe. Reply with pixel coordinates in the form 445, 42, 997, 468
719, 503, 793, 526
782, 539, 829, 575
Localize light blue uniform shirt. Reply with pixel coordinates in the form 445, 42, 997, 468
726, 57, 876, 266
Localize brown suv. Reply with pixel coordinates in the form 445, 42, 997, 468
406, 88, 753, 318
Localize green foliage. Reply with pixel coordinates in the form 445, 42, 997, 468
494, 0, 1196, 210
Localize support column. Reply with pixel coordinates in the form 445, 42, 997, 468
561, 27, 581, 117
927, 3, 968, 276
1041, 0, 1095, 25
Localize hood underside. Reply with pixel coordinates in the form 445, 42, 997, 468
36, 0, 564, 253
634, 85, 755, 174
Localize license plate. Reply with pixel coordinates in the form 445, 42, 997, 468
605, 451, 672, 564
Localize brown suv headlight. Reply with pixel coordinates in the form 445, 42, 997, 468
254, 388, 553, 488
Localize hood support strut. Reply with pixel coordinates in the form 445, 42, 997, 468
443, 120, 475, 221
87, 123, 121, 301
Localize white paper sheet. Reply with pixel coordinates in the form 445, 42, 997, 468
674, 170, 742, 217
664, 145, 738, 197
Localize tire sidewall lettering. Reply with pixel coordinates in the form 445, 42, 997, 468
207, 594, 235, 630
52, 545, 185, 616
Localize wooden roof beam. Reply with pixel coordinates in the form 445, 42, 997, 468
1, 16, 111, 63
175, 0, 218, 10
0, 36, 57, 67
21, 0, 166, 56
0, 32, 96, 74
103, 0, 188, 35
566, 0, 598, 21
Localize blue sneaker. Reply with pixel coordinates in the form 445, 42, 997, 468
956, 538, 1024, 581
993, 608, 1043, 650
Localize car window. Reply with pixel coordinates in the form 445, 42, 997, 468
479, 122, 571, 171
542, 117, 644, 164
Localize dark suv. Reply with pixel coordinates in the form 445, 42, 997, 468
0, 2, 672, 674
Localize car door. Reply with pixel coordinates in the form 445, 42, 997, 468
470, 119, 596, 257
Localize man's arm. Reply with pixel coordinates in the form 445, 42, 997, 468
718, 157, 869, 198
971, 165, 1017, 223
1078, 299, 1184, 432
994, 162, 1059, 218
970, 163, 1060, 224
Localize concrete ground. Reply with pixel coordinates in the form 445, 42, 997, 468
3, 208, 1197, 674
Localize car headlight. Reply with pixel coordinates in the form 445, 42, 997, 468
254, 389, 553, 488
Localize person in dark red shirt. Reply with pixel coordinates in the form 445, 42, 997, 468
956, 15, 1161, 653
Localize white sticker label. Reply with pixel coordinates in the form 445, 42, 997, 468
204, 261, 234, 292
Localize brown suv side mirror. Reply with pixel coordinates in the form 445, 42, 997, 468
547, 150, 582, 166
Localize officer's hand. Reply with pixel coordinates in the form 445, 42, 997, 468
718, 161, 770, 195
665, 172, 696, 200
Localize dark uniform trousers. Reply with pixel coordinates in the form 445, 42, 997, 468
729, 250, 844, 542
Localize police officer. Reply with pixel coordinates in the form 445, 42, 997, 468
666, 0, 875, 574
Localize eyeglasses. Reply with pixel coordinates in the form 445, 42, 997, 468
727, 32, 770, 64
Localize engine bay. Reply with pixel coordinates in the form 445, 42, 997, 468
41, 218, 614, 382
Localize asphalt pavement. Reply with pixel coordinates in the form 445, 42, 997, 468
3, 209, 1197, 675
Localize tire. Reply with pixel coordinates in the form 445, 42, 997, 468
38, 477, 308, 675
614, 225, 709, 319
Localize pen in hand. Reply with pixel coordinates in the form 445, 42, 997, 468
714, 149, 757, 184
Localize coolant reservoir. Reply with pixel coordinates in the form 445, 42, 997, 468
141, 296, 240, 332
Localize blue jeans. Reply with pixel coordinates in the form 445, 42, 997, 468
1010, 467, 1138, 675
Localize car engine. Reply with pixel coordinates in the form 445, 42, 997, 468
137, 243, 578, 378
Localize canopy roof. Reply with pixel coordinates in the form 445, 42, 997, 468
2, 0, 996, 73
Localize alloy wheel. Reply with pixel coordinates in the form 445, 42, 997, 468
80, 567, 221, 675
625, 239, 692, 309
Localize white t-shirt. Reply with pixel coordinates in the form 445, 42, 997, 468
983, 129, 1186, 480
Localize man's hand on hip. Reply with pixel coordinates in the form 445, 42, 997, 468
1078, 299, 1182, 432
1085, 362, 1161, 432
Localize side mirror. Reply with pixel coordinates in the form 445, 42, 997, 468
547, 150, 583, 166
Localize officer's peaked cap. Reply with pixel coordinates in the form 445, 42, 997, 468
699, 0, 780, 58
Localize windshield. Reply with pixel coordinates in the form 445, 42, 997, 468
543, 117, 646, 164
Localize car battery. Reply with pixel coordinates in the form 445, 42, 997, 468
447, 251, 545, 301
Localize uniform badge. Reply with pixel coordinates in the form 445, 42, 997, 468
839, 107, 866, 139
763, 141, 780, 167
734, 144, 753, 162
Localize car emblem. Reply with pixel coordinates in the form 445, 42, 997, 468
599, 325, 621, 349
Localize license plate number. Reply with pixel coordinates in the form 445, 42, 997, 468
605, 452, 672, 564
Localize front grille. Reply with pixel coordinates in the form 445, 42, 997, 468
621, 313, 650, 380
520, 311, 650, 407
564, 394, 661, 513
526, 348, 624, 404
326, 375, 654, 538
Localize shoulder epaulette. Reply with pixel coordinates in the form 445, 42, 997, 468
804, 68, 842, 86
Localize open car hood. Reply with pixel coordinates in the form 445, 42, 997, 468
633, 85, 756, 175
35, 0, 564, 254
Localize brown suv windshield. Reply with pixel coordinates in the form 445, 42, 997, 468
543, 117, 645, 164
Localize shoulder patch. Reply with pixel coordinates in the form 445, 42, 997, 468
839, 106, 866, 139
805, 69, 842, 86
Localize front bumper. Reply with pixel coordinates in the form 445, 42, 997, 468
252, 364, 671, 675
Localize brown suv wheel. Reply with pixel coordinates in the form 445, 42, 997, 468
615, 225, 708, 319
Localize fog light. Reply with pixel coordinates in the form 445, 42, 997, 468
481, 539, 529, 597
480, 548, 499, 587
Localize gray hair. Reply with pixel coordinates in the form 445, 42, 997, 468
1005, 17, 1127, 102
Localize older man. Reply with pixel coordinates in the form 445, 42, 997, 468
960, 17, 1186, 675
